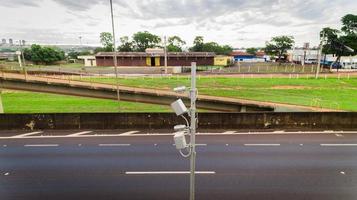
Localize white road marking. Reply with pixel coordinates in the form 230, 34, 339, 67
320, 144, 357, 147
24, 144, 59, 147
99, 144, 131, 147
244, 144, 281, 146
335, 134, 344, 137
12, 131, 42, 138
125, 171, 216, 175
68, 131, 93, 136
119, 131, 140, 136
222, 131, 236, 134
173, 144, 207, 146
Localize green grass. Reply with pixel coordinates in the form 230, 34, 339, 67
79, 77, 357, 111
1, 91, 171, 113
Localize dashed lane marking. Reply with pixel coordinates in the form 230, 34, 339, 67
68, 131, 93, 136
320, 144, 357, 147
24, 144, 59, 147
11, 131, 42, 138
119, 131, 140, 136
125, 171, 216, 175
222, 131, 236, 134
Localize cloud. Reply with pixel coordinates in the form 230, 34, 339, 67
0, 0, 42, 8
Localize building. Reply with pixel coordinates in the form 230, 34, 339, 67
288, 49, 319, 64
95, 52, 215, 67
214, 56, 234, 66
78, 55, 97, 67
323, 55, 357, 69
8, 39, 13, 46
230, 51, 265, 62
1, 39, 6, 45
0, 52, 16, 61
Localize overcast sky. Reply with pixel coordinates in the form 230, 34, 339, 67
1, 0, 356, 48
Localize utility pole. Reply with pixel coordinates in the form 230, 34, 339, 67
316, 33, 324, 79
164, 36, 168, 74
189, 62, 197, 200
171, 62, 198, 200
110, 0, 121, 111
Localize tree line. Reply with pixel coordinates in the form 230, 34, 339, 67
95, 31, 233, 55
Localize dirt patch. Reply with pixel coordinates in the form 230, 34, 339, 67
271, 85, 311, 90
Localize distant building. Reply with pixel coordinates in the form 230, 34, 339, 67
1, 39, 6, 45
95, 52, 215, 67
9, 39, 13, 45
0, 52, 16, 61
230, 51, 265, 62
288, 49, 319, 64
78, 55, 97, 67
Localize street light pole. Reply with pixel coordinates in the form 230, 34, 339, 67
189, 62, 197, 200
316, 33, 324, 79
164, 36, 168, 74
171, 62, 198, 200
110, 0, 121, 111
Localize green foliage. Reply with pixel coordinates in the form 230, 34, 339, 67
24, 44, 65, 64
100, 32, 114, 52
118, 36, 134, 52
189, 36, 233, 55
167, 36, 186, 52
246, 48, 258, 55
320, 14, 357, 57
265, 36, 295, 62
132, 31, 161, 52
341, 14, 357, 35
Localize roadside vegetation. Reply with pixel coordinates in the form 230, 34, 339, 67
78, 77, 357, 111
1, 90, 170, 113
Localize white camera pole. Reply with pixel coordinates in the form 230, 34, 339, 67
189, 62, 197, 200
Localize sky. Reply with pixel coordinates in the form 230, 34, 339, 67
0, 0, 356, 48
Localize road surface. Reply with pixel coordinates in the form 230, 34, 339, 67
0, 130, 357, 200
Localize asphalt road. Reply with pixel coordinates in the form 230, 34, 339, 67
1, 130, 357, 200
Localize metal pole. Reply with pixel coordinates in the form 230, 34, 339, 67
110, 0, 121, 111
164, 36, 168, 74
316, 33, 324, 79
0, 90, 3, 114
189, 62, 197, 200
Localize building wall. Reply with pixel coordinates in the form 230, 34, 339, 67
96, 56, 214, 67
96, 56, 147, 66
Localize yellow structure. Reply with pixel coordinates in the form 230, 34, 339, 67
146, 56, 161, 67
214, 56, 233, 66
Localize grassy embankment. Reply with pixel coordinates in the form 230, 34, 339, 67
1, 91, 170, 113
79, 77, 357, 111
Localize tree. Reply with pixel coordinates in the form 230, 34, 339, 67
100, 32, 114, 52
190, 36, 204, 52
132, 31, 161, 52
265, 36, 295, 63
24, 44, 65, 65
189, 36, 233, 55
246, 48, 258, 55
341, 14, 357, 35
167, 36, 186, 52
118, 36, 134, 52
320, 27, 340, 54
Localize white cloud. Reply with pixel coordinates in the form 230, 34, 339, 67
0, 0, 356, 47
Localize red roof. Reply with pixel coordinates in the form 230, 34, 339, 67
256, 51, 266, 57
230, 51, 253, 56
